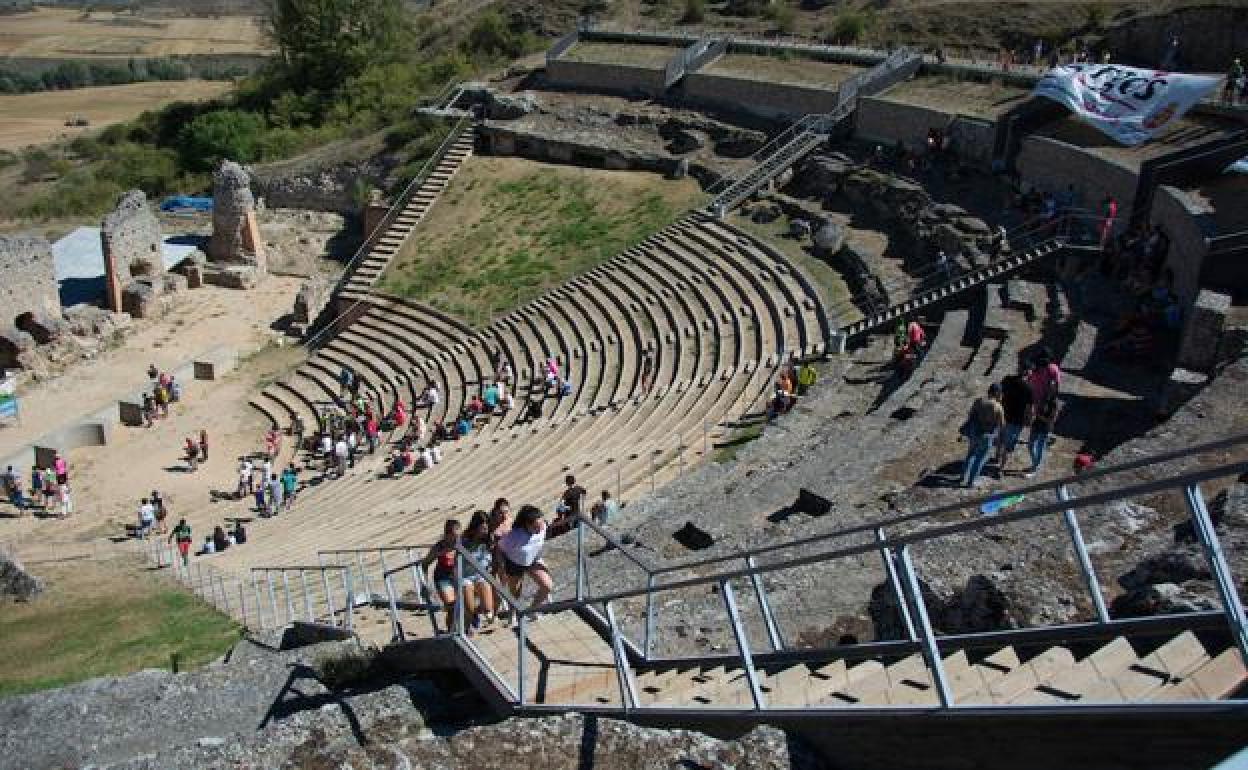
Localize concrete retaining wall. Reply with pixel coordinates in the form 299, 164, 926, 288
855, 97, 996, 168
1014, 135, 1139, 213
545, 59, 668, 97
679, 72, 840, 119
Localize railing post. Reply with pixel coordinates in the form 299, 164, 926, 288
321, 567, 335, 625
343, 568, 354, 632
703, 419, 708, 456
644, 573, 657, 659
299, 570, 313, 622
516, 612, 527, 705
355, 551, 371, 599
745, 555, 784, 652
876, 527, 918, 642
266, 572, 279, 627
575, 518, 586, 602
251, 571, 265, 629
239, 582, 248, 628
406, 547, 421, 598
895, 545, 953, 708
605, 601, 639, 710
282, 570, 295, 625
1057, 485, 1111, 624
1184, 483, 1248, 667
341, 566, 351, 626
719, 580, 766, 710
385, 573, 404, 642
678, 434, 685, 477
453, 551, 466, 637
649, 452, 656, 493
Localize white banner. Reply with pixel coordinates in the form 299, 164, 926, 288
1032, 64, 1220, 146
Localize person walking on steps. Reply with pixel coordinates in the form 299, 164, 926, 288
498, 505, 554, 624
169, 519, 192, 567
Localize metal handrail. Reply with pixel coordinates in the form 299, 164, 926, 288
530, 453, 1248, 614
648, 431, 1248, 579
365, 442, 1248, 710
303, 113, 472, 350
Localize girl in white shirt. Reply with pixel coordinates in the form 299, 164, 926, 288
497, 505, 553, 619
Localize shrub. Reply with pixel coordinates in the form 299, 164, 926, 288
177, 109, 266, 170
1085, 2, 1107, 30
0, 149, 17, 170
831, 10, 868, 43
681, 0, 705, 23
763, 2, 793, 33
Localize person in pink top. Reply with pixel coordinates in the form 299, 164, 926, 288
53, 453, 68, 486
1099, 196, 1118, 248
1027, 347, 1061, 403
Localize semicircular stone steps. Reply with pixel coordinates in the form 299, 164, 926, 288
230, 212, 827, 611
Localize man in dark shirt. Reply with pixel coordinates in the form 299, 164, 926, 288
996, 362, 1035, 477
551, 475, 586, 537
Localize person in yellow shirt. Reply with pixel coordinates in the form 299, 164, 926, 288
796, 362, 817, 395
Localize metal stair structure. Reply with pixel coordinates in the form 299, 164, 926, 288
147, 435, 1248, 734
832, 215, 1102, 344
706, 48, 921, 217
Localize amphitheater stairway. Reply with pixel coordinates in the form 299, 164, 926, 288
341, 123, 476, 295
271, 592, 1247, 711
837, 238, 1095, 342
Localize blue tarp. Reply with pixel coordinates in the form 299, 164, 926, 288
159, 196, 213, 212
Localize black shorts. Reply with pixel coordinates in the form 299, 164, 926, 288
501, 554, 545, 578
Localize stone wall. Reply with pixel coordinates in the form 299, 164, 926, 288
1104, 5, 1248, 71
252, 165, 383, 215
0, 234, 60, 327
854, 96, 996, 169
679, 72, 841, 120
545, 59, 668, 98
1150, 185, 1215, 311
1014, 136, 1139, 213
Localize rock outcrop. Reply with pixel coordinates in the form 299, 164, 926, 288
0, 547, 43, 601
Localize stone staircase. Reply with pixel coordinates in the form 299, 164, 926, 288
338, 122, 476, 296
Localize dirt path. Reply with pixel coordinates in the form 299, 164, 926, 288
0, 275, 306, 557
1, 276, 301, 453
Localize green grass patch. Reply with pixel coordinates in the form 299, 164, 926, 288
380, 157, 706, 326
713, 422, 764, 463
0, 559, 241, 698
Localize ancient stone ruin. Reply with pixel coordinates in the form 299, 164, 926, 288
100, 189, 186, 319
0, 233, 62, 370
206, 160, 266, 288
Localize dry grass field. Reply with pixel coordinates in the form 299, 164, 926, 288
0, 79, 233, 150
0, 7, 269, 58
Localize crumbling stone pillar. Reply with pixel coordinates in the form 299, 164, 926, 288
1176, 289, 1230, 373
100, 190, 163, 313
208, 160, 266, 275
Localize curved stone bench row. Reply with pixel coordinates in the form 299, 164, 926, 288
237, 215, 826, 579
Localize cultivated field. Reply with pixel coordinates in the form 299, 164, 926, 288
0, 7, 269, 58
0, 79, 233, 150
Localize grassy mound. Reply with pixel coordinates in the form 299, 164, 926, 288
0, 557, 240, 697
379, 156, 706, 325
